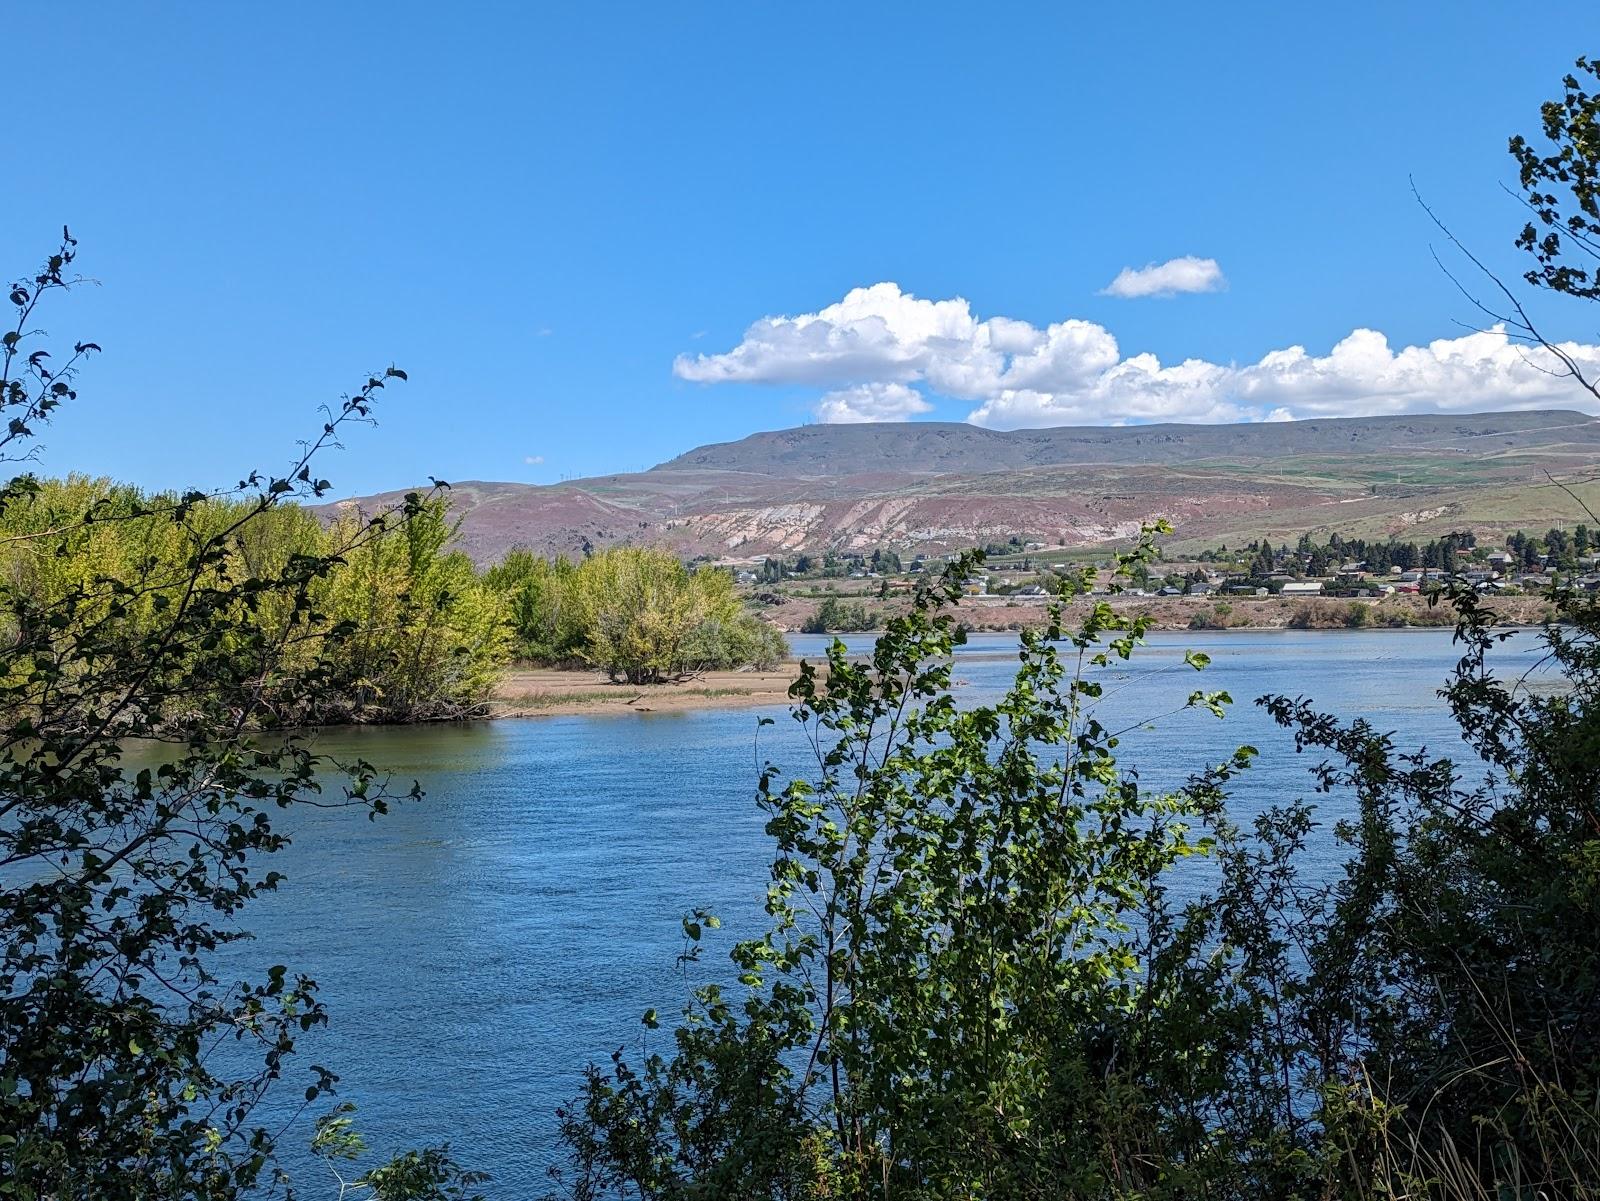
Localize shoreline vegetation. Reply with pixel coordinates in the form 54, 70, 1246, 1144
487, 594, 1559, 718
2, 472, 1562, 727
777, 589, 1557, 637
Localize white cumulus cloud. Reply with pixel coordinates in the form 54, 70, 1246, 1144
1101, 256, 1227, 299
674, 282, 1600, 430
814, 382, 933, 424
674, 282, 980, 388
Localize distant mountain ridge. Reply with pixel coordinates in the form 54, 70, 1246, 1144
326, 410, 1600, 565
656, 411, 1600, 476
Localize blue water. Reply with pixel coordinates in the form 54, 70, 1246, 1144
225, 628, 1546, 1197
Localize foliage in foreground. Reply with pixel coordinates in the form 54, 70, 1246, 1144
555, 528, 1281, 1198
553, 523, 1600, 1200
0, 237, 480, 1199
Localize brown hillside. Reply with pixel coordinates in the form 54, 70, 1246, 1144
320, 410, 1600, 564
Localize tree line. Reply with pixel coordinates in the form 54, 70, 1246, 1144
0, 475, 510, 725
758, 546, 906, 583
1197, 525, 1594, 578
0, 479, 790, 722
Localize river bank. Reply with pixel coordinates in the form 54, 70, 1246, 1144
491, 665, 803, 716
488, 593, 1559, 718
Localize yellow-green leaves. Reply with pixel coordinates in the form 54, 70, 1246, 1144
0, 482, 513, 724
492, 546, 787, 683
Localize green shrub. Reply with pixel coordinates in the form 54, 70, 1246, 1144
801, 594, 875, 634
682, 613, 788, 670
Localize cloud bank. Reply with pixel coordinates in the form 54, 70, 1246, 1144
672, 282, 1600, 428
1101, 256, 1226, 299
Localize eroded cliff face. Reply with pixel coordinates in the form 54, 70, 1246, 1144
327, 477, 1304, 563
670, 497, 1152, 555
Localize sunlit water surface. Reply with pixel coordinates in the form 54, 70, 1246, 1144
214, 628, 1549, 1197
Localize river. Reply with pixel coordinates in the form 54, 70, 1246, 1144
229, 627, 1545, 1197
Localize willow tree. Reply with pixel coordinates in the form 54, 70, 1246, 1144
317, 497, 511, 723
566, 547, 780, 683
0, 475, 510, 727
484, 549, 584, 663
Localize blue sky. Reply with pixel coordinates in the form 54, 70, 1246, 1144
8, 2, 1600, 495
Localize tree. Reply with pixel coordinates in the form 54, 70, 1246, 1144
553, 533, 1600, 1201
1250, 576, 1600, 1195
315, 497, 510, 721
0, 236, 480, 1198
565, 548, 779, 683
800, 594, 872, 634
1421, 57, 1600, 419
485, 549, 584, 662
0, 477, 512, 726
484, 547, 786, 677
1512, 57, 1600, 305
554, 529, 1311, 1200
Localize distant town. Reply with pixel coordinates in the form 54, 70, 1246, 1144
717, 526, 1591, 632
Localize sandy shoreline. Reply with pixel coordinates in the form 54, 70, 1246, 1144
492, 665, 804, 718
